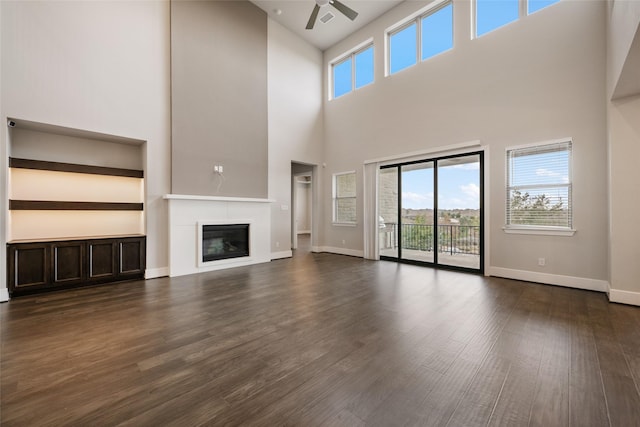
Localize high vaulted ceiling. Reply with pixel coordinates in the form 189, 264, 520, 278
251, 0, 404, 51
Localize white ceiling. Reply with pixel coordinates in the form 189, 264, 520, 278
251, 0, 404, 51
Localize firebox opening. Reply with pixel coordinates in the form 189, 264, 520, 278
202, 224, 249, 263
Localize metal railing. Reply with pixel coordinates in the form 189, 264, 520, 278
381, 223, 480, 255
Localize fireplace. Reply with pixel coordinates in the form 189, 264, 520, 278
201, 223, 250, 263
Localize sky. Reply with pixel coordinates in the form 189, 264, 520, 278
401, 160, 480, 211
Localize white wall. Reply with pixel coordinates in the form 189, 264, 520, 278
607, 0, 640, 305
322, 0, 608, 286
608, 0, 640, 98
268, 19, 324, 258
0, 1, 172, 293
608, 95, 640, 303
295, 180, 312, 233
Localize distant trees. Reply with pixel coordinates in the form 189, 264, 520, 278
402, 215, 433, 251
401, 213, 480, 254
509, 190, 566, 226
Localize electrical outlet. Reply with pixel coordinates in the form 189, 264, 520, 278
342, 239, 346, 245
538, 258, 546, 266
276, 241, 280, 248
219, 165, 223, 173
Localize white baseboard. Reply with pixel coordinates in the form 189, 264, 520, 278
316, 246, 365, 258
0, 288, 9, 303
608, 288, 640, 306
145, 267, 169, 279
489, 267, 609, 293
271, 250, 293, 260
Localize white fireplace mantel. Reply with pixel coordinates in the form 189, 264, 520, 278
165, 194, 273, 277
163, 194, 274, 203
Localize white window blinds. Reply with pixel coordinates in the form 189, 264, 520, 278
334, 172, 356, 223
506, 140, 572, 228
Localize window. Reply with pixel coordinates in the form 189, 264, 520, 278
528, 0, 560, 14
355, 46, 374, 89
331, 44, 374, 99
333, 58, 352, 98
333, 171, 356, 224
421, 3, 453, 61
389, 22, 417, 74
506, 140, 573, 233
476, 0, 519, 37
388, 2, 453, 75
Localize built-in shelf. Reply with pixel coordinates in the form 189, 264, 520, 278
9, 200, 144, 211
6, 122, 147, 279
9, 158, 144, 178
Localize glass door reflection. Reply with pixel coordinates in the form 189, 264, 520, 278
400, 162, 435, 263
436, 154, 481, 270
378, 167, 399, 259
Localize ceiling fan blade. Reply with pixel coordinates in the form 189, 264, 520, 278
330, 0, 358, 21
306, 4, 321, 30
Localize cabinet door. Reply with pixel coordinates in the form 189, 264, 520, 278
118, 237, 146, 277
8, 243, 50, 291
87, 240, 117, 281
52, 241, 85, 285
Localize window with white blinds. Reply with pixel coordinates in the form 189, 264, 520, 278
333, 171, 357, 224
506, 140, 572, 229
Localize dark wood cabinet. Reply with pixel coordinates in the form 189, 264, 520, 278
87, 239, 117, 281
119, 238, 145, 277
7, 236, 145, 296
52, 241, 85, 285
7, 243, 50, 290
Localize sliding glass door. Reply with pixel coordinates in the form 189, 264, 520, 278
378, 152, 483, 273
401, 162, 435, 263
436, 154, 482, 270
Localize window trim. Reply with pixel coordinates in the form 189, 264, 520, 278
332, 170, 357, 225
329, 39, 374, 100
504, 138, 575, 236
385, 0, 453, 76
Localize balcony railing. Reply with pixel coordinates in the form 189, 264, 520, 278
381, 223, 480, 256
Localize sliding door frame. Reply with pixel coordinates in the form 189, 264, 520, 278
379, 150, 484, 274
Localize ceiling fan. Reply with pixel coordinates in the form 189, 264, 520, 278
306, 0, 359, 30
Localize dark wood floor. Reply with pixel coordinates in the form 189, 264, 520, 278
2, 247, 640, 426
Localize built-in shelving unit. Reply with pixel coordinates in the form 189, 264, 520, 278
6, 119, 147, 296
9, 157, 144, 178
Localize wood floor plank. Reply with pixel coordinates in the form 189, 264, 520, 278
1, 248, 639, 426
569, 295, 610, 427
528, 303, 571, 427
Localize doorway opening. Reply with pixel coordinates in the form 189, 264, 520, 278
378, 151, 484, 273
291, 162, 315, 254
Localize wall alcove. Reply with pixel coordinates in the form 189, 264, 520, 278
6, 119, 146, 296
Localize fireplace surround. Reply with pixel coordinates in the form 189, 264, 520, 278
165, 194, 272, 277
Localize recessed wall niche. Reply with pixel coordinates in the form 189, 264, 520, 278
7, 119, 145, 242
